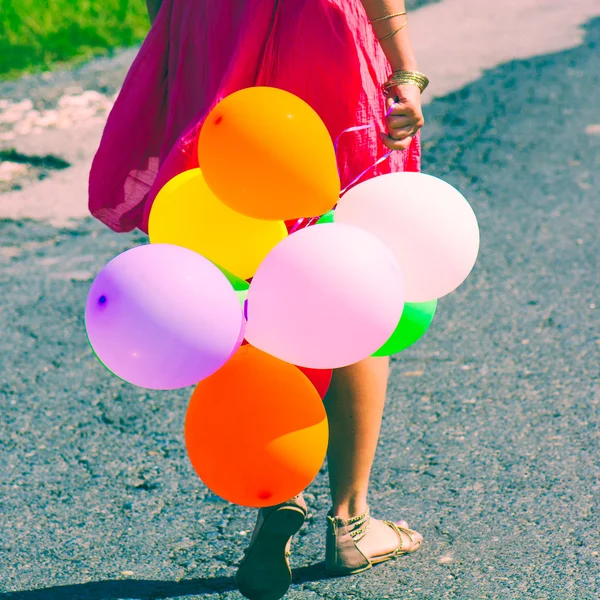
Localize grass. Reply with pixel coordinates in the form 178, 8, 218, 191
0, 0, 150, 81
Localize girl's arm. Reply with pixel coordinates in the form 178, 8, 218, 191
146, 0, 163, 25
359, 0, 418, 70
359, 0, 424, 151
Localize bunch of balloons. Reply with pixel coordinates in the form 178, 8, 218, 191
85, 86, 480, 508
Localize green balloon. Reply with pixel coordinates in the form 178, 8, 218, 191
210, 263, 249, 308
317, 210, 335, 224
217, 264, 250, 291
220, 267, 248, 308
236, 287, 249, 308
373, 300, 438, 356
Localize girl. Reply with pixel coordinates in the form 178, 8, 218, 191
89, 1, 426, 598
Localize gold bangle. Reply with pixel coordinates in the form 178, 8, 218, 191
382, 70, 430, 94
369, 11, 407, 24
382, 81, 422, 95
386, 74, 428, 84
382, 80, 428, 94
377, 19, 408, 42
389, 69, 429, 80
387, 70, 429, 87
384, 77, 429, 91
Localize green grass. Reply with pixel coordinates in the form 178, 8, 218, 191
0, 0, 150, 81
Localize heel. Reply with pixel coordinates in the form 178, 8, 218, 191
236, 499, 307, 600
262, 506, 306, 538
325, 509, 371, 576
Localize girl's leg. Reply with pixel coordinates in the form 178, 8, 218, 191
324, 356, 390, 519
324, 356, 418, 556
237, 355, 419, 596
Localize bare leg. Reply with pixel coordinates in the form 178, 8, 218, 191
324, 355, 421, 556
237, 355, 419, 597
323, 356, 390, 519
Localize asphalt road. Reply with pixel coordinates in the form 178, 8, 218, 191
1, 14, 599, 600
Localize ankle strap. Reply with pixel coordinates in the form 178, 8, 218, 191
349, 519, 370, 542
329, 506, 370, 525
346, 506, 370, 525
330, 506, 371, 543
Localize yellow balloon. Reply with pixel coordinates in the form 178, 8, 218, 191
148, 169, 288, 280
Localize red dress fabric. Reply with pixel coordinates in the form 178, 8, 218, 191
88, 0, 421, 234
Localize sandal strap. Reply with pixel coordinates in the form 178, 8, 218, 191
382, 520, 414, 551
328, 506, 371, 542
348, 507, 371, 543
346, 506, 370, 525
349, 519, 370, 543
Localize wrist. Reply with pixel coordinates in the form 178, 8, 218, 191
389, 59, 419, 72
384, 47, 419, 72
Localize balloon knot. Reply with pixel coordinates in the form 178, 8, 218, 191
257, 490, 273, 501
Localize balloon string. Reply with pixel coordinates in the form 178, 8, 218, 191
336, 102, 396, 196
339, 150, 393, 196
289, 103, 397, 233
288, 218, 305, 235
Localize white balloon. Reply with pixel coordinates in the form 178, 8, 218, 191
335, 172, 480, 302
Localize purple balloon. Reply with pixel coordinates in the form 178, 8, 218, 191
85, 244, 244, 390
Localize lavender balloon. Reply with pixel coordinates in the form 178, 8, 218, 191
85, 244, 245, 390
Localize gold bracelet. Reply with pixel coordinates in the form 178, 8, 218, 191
382, 81, 428, 95
386, 70, 429, 88
385, 76, 429, 92
382, 70, 430, 94
388, 69, 429, 80
382, 79, 428, 94
369, 11, 407, 24
377, 19, 408, 42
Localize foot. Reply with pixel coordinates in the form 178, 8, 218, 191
356, 516, 423, 560
325, 506, 422, 576
236, 494, 307, 600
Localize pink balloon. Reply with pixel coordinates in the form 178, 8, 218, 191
335, 172, 480, 302
85, 244, 244, 390
245, 223, 404, 369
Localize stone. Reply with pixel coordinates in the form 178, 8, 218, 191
0, 162, 28, 182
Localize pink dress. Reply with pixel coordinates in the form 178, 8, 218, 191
88, 0, 421, 234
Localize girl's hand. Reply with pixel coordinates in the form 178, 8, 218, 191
379, 84, 425, 151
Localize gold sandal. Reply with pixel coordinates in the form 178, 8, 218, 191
325, 506, 422, 576
236, 494, 308, 600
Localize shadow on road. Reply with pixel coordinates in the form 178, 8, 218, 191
1, 563, 329, 599
0, 577, 236, 599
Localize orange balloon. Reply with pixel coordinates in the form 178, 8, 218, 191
198, 87, 340, 221
185, 345, 329, 507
